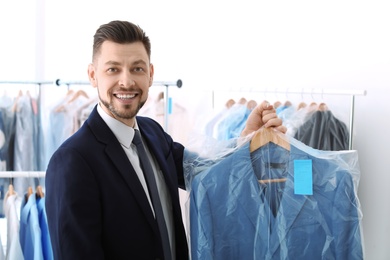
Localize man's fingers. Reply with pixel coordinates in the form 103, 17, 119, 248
263, 117, 283, 128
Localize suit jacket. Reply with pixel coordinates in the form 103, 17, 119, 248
294, 110, 349, 151
45, 105, 189, 260
190, 140, 363, 260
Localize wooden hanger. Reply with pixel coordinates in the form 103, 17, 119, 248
36, 185, 45, 198
274, 101, 282, 109
246, 100, 257, 110
238, 97, 247, 105
5, 183, 16, 200
250, 127, 290, 153
25, 186, 34, 202
67, 89, 89, 104
250, 127, 290, 184
225, 99, 236, 109
318, 102, 328, 111
55, 89, 74, 112
297, 102, 307, 110
12, 89, 23, 112
259, 178, 287, 184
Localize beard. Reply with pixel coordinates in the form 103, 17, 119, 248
98, 89, 146, 120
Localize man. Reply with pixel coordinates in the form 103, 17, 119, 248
45, 20, 286, 260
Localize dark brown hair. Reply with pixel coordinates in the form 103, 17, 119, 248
92, 20, 151, 61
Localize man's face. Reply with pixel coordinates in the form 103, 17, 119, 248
88, 40, 154, 127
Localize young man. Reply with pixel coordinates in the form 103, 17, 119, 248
45, 20, 286, 260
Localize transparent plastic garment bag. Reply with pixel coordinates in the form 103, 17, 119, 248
184, 127, 363, 260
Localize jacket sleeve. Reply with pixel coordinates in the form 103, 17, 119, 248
45, 147, 104, 260
331, 171, 363, 259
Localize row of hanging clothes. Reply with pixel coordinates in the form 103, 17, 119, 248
1, 89, 42, 222
0, 82, 96, 260
275, 100, 349, 151
200, 98, 350, 151
0, 90, 40, 173
0, 79, 182, 211
43, 88, 97, 169
184, 91, 364, 259
201, 97, 258, 142
0, 179, 52, 260
0, 87, 97, 188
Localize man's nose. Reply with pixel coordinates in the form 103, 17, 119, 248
118, 71, 135, 87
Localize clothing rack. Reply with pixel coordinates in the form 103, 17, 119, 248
0, 79, 183, 178
0, 78, 182, 130
213, 87, 367, 150
55, 79, 183, 88
55, 79, 183, 130
0, 171, 46, 178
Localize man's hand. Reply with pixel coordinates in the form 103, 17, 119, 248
240, 101, 287, 137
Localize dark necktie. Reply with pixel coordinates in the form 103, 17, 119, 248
132, 129, 172, 260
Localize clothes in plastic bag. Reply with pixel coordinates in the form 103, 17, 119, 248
294, 110, 349, 151
187, 129, 363, 260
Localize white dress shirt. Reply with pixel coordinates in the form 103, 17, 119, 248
97, 104, 175, 259
4, 192, 24, 260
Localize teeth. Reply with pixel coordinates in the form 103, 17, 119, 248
116, 94, 136, 99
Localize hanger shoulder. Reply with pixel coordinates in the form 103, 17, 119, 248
5, 184, 16, 200
259, 178, 287, 184
36, 185, 45, 198
68, 90, 89, 104
250, 127, 290, 152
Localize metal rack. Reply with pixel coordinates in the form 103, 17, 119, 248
213, 87, 367, 150
0, 78, 183, 178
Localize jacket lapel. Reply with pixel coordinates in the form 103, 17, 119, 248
87, 106, 156, 229
267, 145, 308, 257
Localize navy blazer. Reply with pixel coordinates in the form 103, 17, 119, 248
45, 105, 189, 260
190, 141, 363, 260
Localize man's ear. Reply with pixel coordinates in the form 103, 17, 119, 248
88, 63, 97, 87
149, 63, 154, 87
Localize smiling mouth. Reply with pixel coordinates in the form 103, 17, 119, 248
115, 94, 137, 99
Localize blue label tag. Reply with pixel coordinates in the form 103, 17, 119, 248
294, 160, 313, 195
168, 97, 173, 115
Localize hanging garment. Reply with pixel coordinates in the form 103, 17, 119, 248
36, 197, 53, 260
0, 101, 16, 172
190, 137, 363, 260
215, 104, 250, 141
294, 110, 349, 151
19, 194, 43, 260
13, 94, 36, 195
0, 221, 4, 260
4, 190, 24, 260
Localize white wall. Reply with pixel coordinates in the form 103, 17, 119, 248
1, 0, 389, 259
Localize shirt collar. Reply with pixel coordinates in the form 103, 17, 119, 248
97, 103, 139, 148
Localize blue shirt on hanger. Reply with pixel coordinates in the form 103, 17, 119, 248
37, 197, 53, 260
20, 194, 44, 260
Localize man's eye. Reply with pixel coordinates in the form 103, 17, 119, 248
107, 68, 117, 72
134, 67, 144, 72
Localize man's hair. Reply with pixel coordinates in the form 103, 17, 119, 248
92, 20, 151, 62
